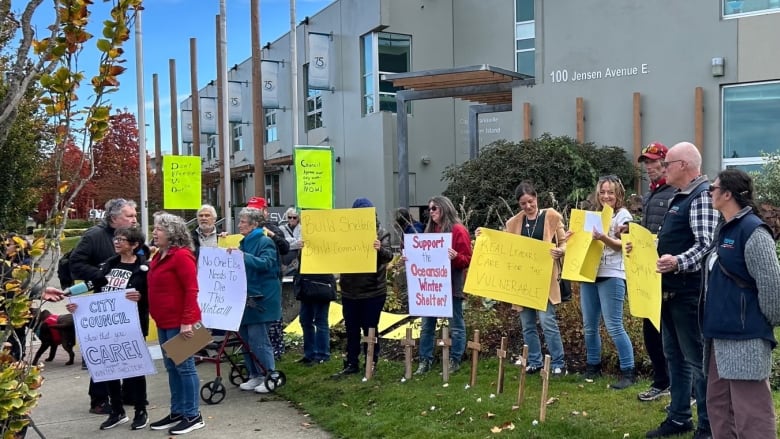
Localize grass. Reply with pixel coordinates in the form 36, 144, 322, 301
276, 355, 780, 439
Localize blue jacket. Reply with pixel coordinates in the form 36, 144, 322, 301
239, 228, 281, 325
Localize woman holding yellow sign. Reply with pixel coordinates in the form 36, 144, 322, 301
579, 175, 635, 389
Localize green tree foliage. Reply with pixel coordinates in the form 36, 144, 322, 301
441, 134, 636, 229
752, 152, 780, 206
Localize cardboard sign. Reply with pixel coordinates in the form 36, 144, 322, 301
161, 322, 212, 366
622, 225, 662, 331
562, 206, 613, 282
163, 155, 201, 209
300, 208, 377, 274
404, 233, 453, 317
197, 247, 248, 331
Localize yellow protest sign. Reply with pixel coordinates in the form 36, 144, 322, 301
294, 146, 334, 210
463, 228, 553, 311
163, 155, 201, 209
218, 234, 243, 249
622, 225, 662, 331
562, 207, 613, 282
300, 208, 377, 274
382, 320, 421, 340
284, 302, 344, 335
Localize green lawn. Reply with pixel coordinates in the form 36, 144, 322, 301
276, 356, 780, 439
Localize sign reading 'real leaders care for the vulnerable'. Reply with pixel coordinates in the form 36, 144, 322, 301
163, 155, 201, 209
404, 233, 453, 318
294, 146, 334, 210
300, 208, 376, 274
70, 289, 156, 382
197, 247, 248, 331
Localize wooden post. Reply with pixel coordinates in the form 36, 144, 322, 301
496, 337, 508, 394
438, 327, 452, 382
539, 354, 551, 422
363, 328, 377, 380
467, 330, 481, 388
695, 86, 704, 153
576, 97, 585, 143
633, 92, 642, 195
401, 328, 416, 380
523, 102, 532, 140
515, 345, 529, 406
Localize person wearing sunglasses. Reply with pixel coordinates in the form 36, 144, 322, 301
281, 207, 302, 276
646, 142, 718, 439
700, 169, 780, 439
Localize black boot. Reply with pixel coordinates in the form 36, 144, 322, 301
583, 363, 602, 380
331, 361, 359, 379
610, 368, 636, 390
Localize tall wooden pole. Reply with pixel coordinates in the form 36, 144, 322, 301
169, 59, 179, 155
152, 73, 162, 176
190, 38, 200, 157
251, 0, 265, 197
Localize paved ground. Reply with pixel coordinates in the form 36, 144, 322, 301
26, 298, 331, 439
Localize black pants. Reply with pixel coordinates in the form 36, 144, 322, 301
89, 379, 109, 408
341, 295, 386, 367
642, 317, 669, 389
108, 375, 147, 414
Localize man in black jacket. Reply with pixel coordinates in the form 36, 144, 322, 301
69, 198, 138, 414
190, 204, 220, 259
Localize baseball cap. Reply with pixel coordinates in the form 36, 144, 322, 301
639, 142, 668, 162
247, 197, 268, 209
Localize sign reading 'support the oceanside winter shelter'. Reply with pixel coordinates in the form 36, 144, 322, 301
404, 233, 453, 318
163, 155, 201, 209
197, 247, 247, 331
294, 146, 334, 210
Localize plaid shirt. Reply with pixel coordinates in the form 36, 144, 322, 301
675, 186, 719, 273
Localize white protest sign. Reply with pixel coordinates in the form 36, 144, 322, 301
70, 289, 156, 383
404, 233, 453, 318
584, 211, 604, 234
197, 247, 247, 331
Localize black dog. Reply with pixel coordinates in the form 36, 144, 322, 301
33, 310, 76, 365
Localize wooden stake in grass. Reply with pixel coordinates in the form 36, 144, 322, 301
539, 354, 551, 422
496, 336, 508, 394
467, 330, 481, 388
363, 327, 378, 380
401, 327, 415, 380
515, 344, 529, 406
438, 327, 451, 382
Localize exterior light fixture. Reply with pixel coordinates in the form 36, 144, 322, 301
712, 57, 725, 77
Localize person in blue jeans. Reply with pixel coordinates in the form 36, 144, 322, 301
414, 196, 473, 374
294, 272, 336, 365
578, 176, 636, 390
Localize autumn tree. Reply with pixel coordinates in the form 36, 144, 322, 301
91, 110, 140, 202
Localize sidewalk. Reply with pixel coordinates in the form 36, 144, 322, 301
28, 299, 331, 439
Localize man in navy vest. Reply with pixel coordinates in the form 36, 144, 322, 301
645, 142, 718, 439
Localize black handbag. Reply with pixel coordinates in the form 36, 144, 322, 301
294, 275, 337, 303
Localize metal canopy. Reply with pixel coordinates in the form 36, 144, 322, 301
383, 65, 534, 208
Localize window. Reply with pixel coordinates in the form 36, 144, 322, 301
304, 64, 324, 130
265, 174, 280, 206
231, 122, 243, 153
722, 81, 780, 169
232, 177, 246, 206
361, 32, 411, 114
723, 0, 780, 18
515, 0, 535, 77
265, 109, 278, 143
206, 135, 217, 161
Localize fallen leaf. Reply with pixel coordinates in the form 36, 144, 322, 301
584, 378, 594, 383
301, 422, 312, 428
430, 406, 436, 411
546, 397, 559, 406
489, 393, 496, 399
476, 397, 482, 403
455, 407, 466, 415
486, 412, 496, 419
502, 422, 515, 430
420, 411, 428, 416
490, 426, 502, 433
342, 403, 349, 407
511, 405, 520, 411
571, 410, 580, 416
582, 411, 588, 417
464, 384, 471, 390
442, 383, 449, 388
623, 434, 630, 438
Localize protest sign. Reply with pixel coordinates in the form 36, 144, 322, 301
562, 206, 613, 282
197, 247, 247, 331
463, 228, 553, 311
294, 146, 335, 210
70, 289, 156, 382
162, 155, 201, 209
622, 225, 662, 331
218, 234, 244, 249
300, 208, 377, 273
404, 233, 453, 317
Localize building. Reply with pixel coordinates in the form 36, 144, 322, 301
180, 0, 780, 225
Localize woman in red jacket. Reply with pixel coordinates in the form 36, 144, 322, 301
146, 213, 205, 435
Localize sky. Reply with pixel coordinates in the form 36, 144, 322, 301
17, 0, 334, 155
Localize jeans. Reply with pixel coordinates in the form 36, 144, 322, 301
239, 322, 275, 378
580, 277, 634, 370
299, 301, 331, 362
661, 292, 709, 429
643, 317, 669, 389
519, 301, 565, 369
419, 298, 465, 363
341, 295, 386, 367
158, 328, 200, 418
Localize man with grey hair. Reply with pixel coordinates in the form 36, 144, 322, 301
69, 198, 138, 414
191, 204, 220, 258
646, 142, 717, 439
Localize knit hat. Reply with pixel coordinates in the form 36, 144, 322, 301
352, 197, 374, 208
247, 197, 268, 210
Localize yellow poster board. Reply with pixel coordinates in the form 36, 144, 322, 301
163, 155, 201, 209
300, 208, 377, 274
463, 228, 553, 311
294, 146, 335, 210
218, 234, 243, 249
622, 225, 662, 331
284, 302, 344, 335
562, 207, 613, 282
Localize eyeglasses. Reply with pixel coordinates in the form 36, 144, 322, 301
113, 237, 129, 243
662, 160, 684, 168
429, 206, 439, 212
708, 185, 722, 195
288, 216, 298, 220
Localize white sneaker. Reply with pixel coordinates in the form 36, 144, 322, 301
239, 377, 263, 391
254, 382, 270, 394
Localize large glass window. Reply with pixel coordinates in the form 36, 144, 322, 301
361, 32, 411, 114
265, 109, 278, 143
231, 122, 243, 153
722, 81, 780, 168
304, 64, 324, 130
723, 0, 780, 18
515, 0, 535, 77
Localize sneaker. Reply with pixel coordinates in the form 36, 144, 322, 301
89, 402, 110, 415
149, 413, 183, 430
448, 359, 461, 373
131, 409, 148, 430
168, 413, 205, 435
414, 359, 432, 375
551, 367, 567, 377
525, 365, 542, 375
254, 381, 270, 394
99, 412, 129, 430
645, 418, 694, 438
692, 427, 712, 439
239, 377, 264, 391
583, 363, 602, 380
638, 387, 671, 402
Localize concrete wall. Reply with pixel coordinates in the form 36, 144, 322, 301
737, 13, 780, 81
